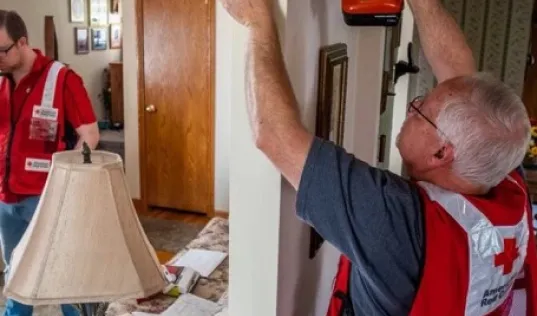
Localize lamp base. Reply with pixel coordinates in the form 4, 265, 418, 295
76, 303, 108, 316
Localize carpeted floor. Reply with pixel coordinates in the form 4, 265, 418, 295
0, 215, 206, 315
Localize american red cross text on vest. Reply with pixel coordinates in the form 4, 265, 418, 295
495, 238, 519, 275
326, 172, 537, 316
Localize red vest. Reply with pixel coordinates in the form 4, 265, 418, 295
0, 61, 68, 198
327, 171, 537, 316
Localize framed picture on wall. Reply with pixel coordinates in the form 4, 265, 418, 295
110, 24, 122, 49
89, 0, 108, 26
74, 27, 90, 54
316, 43, 348, 146
309, 43, 349, 259
110, 0, 120, 13
70, 0, 86, 23
91, 27, 108, 50
109, 0, 121, 23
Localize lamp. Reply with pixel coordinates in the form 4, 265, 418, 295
3, 144, 167, 312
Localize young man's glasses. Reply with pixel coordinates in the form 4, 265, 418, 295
0, 43, 16, 57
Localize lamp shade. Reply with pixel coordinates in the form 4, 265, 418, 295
4, 149, 167, 305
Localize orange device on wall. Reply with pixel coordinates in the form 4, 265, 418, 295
342, 0, 403, 26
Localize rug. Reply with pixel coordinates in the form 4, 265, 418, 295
0, 216, 206, 316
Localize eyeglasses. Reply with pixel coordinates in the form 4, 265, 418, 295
407, 95, 440, 130
0, 43, 16, 57
407, 95, 451, 141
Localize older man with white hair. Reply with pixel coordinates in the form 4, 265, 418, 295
219, 0, 537, 314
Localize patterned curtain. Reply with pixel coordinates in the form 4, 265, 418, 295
409, 0, 534, 98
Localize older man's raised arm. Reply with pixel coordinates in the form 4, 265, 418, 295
408, 0, 476, 82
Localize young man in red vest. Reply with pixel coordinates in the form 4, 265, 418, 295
220, 0, 537, 314
0, 10, 99, 316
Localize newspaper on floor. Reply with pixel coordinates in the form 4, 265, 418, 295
132, 294, 223, 316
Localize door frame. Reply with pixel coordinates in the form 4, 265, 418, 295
135, 0, 216, 216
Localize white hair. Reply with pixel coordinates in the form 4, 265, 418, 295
435, 73, 531, 189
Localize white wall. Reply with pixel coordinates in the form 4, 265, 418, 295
122, 1, 140, 202
388, 6, 414, 175
214, 5, 232, 212
4, 0, 122, 121
228, 0, 385, 314
121, 0, 230, 212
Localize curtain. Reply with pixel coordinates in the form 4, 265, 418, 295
409, 0, 534, 98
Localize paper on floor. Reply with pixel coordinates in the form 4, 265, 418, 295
168, 249, 227, 277
132, 294, 222, 316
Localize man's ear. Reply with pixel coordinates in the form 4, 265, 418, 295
430, 143, 454, 167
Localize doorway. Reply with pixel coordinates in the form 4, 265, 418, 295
136, 0, 215, 215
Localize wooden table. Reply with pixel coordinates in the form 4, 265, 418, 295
155, 250, 175, 264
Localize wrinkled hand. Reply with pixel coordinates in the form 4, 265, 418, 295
219, 0, 273, 28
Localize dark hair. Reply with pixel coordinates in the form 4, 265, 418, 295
0, 10, 28, 42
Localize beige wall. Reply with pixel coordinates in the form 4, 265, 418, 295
228, 0, 386, 314
122, 0, 230, 212
4, 0, 122, 121
388, 5, 415, 175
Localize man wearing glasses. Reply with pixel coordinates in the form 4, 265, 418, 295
0, 10, 98, 316
220, 0, 537, 314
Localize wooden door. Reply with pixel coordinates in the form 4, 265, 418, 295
140, 0, 214, 214
523, 2, 537, 119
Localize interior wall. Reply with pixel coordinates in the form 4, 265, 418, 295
4, 0, 122, 121
122, 0, 230, 212
277, 3, 385, 311
227, 0, 385, 314
388, 5, 415, 175
228, 2, 283, 314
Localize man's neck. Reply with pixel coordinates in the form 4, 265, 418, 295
428, 170, 488, 195
12, 49, 37, 85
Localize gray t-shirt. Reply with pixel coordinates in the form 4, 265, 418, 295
296, 137, 424, 315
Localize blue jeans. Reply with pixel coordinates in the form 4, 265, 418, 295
0, 196, 79, 316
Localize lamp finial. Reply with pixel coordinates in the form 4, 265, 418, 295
82, 142, 92, 164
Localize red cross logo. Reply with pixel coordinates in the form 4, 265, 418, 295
494, 238, 519, 275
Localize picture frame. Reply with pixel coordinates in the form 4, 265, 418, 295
109, 0, 121, 24
74, 27, 90, 54
110, 0, 120, 13
378, 134, 387, 163
69, 0, 86, 23
309, 43, 349, 259
89, 0, 108, 26
109, 24, 122, 49
91, 27, 108, 51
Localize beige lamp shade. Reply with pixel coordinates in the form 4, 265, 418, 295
4, 149, 167, 305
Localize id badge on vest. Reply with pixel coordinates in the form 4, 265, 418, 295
29, 105, 59, 142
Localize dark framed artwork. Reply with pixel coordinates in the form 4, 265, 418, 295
109, 24, 122, 49
309, 43, 349, 259
91, 27, 108, 50
110, 0, 120, 13
74, 27, 90, 54
109, 0, 121, 23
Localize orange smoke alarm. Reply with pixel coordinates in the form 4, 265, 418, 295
342, 0, 403, 26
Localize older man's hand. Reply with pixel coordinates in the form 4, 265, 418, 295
219, 0, 273, 29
